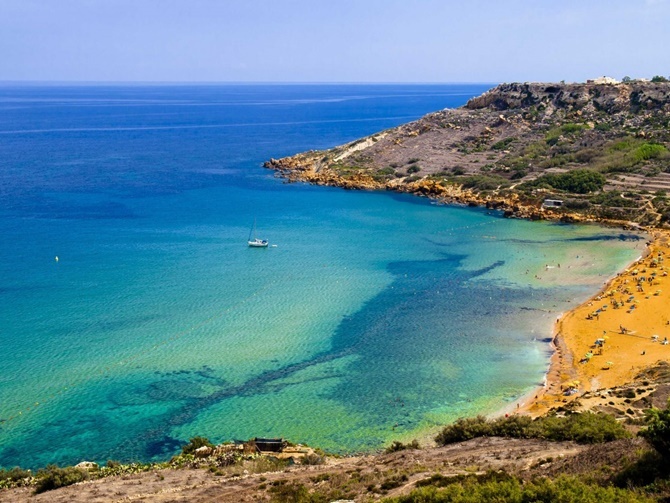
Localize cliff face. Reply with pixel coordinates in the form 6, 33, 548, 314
465, 82, 670, 114
265, 81, 670, 228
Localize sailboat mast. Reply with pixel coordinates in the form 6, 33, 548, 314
249, 218, 256, 241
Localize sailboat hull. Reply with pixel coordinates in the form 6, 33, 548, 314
248, 239, 269, 248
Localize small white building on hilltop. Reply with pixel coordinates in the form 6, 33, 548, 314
587, 76, 620, 85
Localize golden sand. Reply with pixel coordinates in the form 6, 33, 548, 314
525, 230, 670, 416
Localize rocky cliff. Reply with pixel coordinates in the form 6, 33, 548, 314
265, 81, 670, 228
465, 82, 670, 114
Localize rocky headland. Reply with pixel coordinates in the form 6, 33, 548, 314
265, 80, 670, 228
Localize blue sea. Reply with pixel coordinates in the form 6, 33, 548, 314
0, 84, 645, 469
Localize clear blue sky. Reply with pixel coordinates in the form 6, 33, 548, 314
1, 0, 669, 83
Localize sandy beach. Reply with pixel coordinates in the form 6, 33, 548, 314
525, 230, 670, 416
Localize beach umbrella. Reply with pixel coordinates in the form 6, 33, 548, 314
606, 361, 614, 366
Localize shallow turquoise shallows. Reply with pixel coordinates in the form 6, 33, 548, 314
0, 84, 644, 468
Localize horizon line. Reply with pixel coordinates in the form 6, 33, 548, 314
0, 80, 502, 87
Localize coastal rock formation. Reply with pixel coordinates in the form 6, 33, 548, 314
265, 80, 670, 228
465, 82, 670, 114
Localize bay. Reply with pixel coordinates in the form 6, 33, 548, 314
0, 84, 644, 468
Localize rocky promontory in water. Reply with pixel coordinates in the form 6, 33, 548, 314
265, 80, 670, 227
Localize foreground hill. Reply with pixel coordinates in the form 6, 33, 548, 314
2, 363, 669, 501
266, 81, 670, 227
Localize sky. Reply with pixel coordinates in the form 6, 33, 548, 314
1, 0, 669, 83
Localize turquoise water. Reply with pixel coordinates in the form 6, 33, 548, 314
0, 85, 645, 468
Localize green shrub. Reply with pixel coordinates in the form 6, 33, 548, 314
416, 471, 515, 489
35, 465, 89, 494
563, 199, 591, 210
526, 169, 605, 194
640, 400, 670, 461
651, 75, 669, 83
384, 474, 654, 502
181, 436, 214, 455
407, 165, 421, 174
614, 449, 667, 487
385, 440, 420, 453
632, 143, 667, 163
435, 416, 491, 445
380, 474, 408, 491
545, 126, 562, 144
0, 467, 32, 488
590, 191, 640, 208
561, 123, 586, 134
459, 175, 509, 191
491, 415, 533, 437
574, 148, 600, 163
435, 412, 628, 446
610, 138, 637, 151
268, 481, 307, 502
491, 137, 515, 151
0, 466, 31, 482
530, 412, 628, 443
269, 482, 325, 502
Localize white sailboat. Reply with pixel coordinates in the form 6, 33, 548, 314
248, 219, 268, 248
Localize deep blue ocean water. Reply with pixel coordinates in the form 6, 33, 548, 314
0, 84, 645, 468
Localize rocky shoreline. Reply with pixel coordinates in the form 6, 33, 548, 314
265, 80, 670, 231
264, 156, 636, 229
